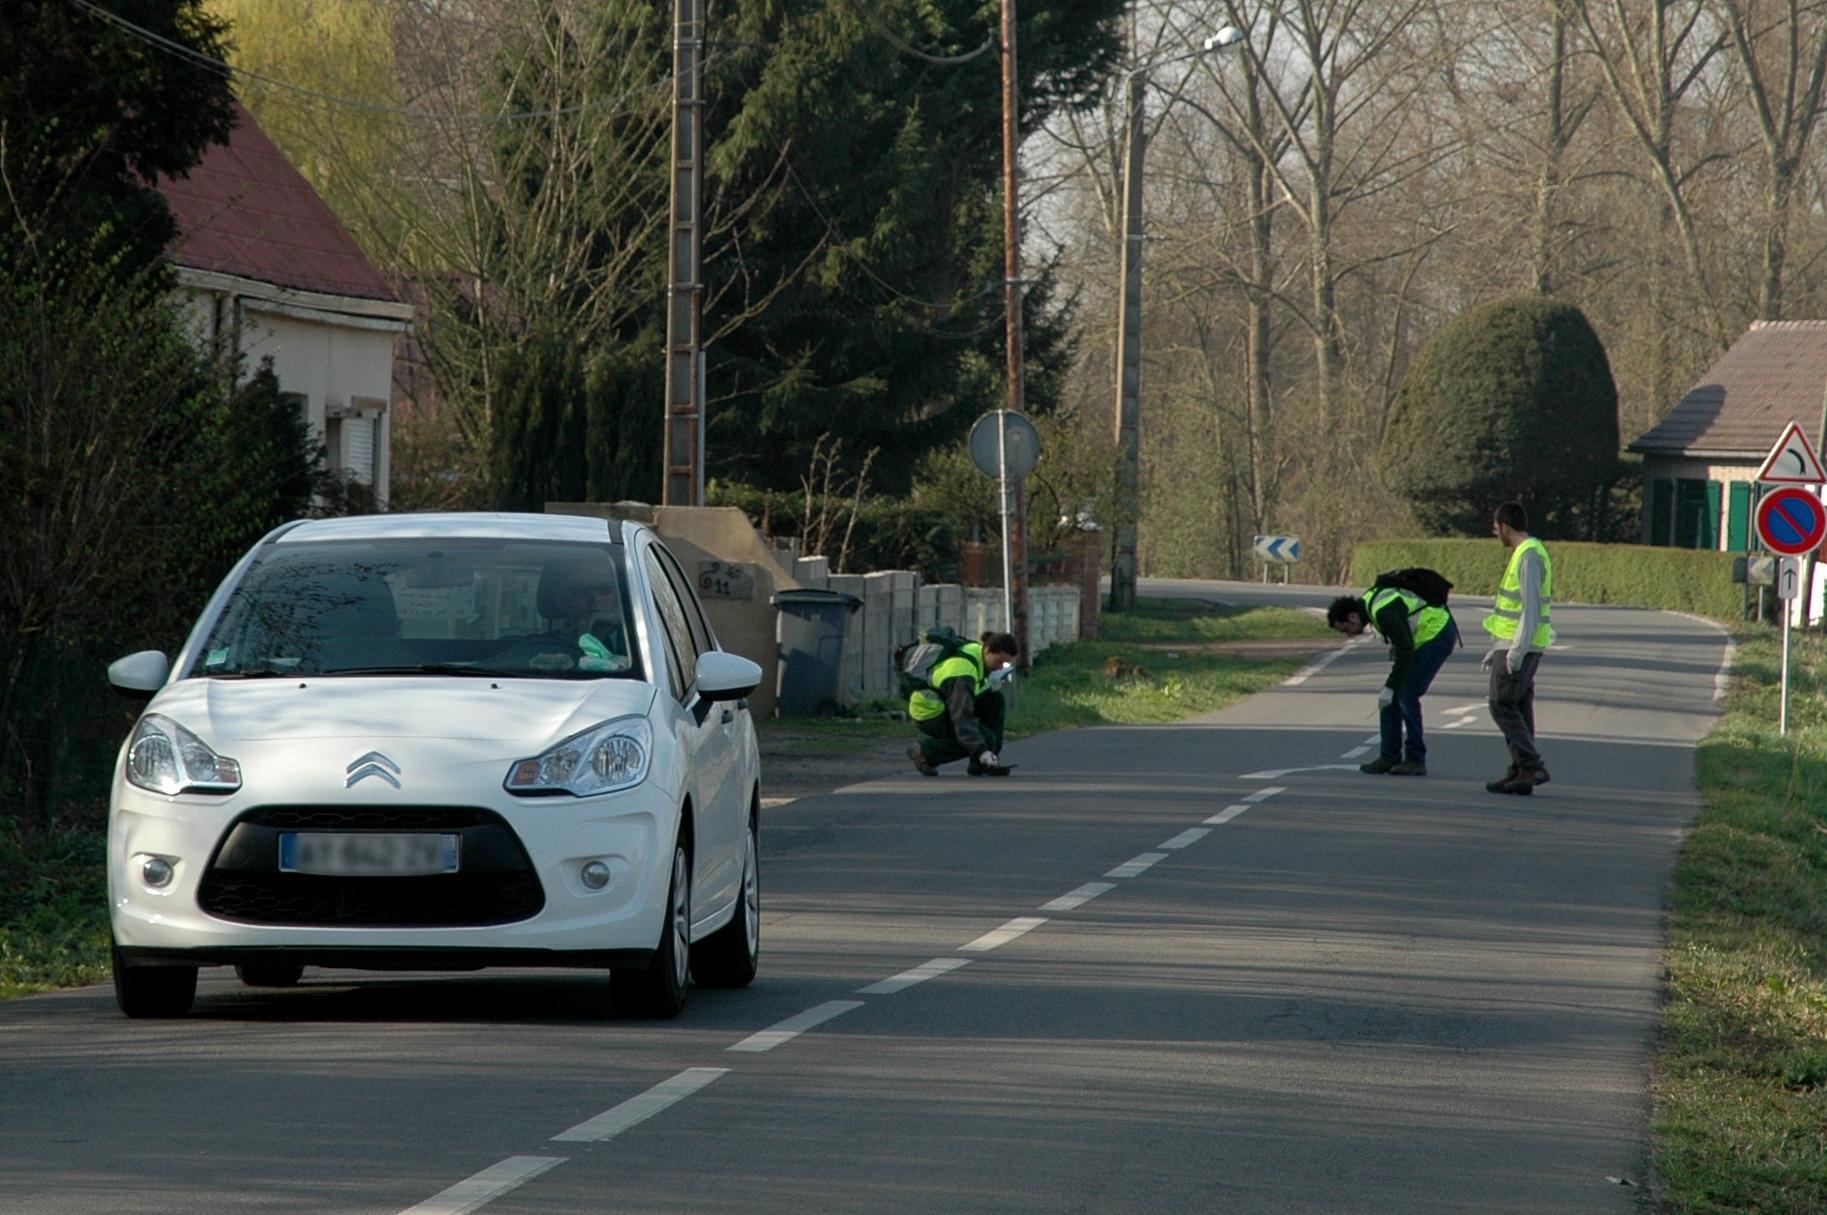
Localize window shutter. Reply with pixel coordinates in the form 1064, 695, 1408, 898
1726, 482, 1751, 551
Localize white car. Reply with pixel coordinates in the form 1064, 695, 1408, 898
105, 512, 764, 1019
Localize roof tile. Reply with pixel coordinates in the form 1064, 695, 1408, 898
1630, 320, 1827, 456
155, 103, 397, 303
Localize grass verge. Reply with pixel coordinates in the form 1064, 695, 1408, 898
0, 818, 109, 1000
1656, 627, 1827, 1210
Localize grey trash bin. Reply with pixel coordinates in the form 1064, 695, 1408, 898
771, 588, 862, 716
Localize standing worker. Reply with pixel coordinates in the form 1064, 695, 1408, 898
907, 632, 1019, 777
1482, 501, 1553, 795
1326, 576, 1459, 776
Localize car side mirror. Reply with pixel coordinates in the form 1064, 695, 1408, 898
108, 651, 170, 700
696, 650, 762, 703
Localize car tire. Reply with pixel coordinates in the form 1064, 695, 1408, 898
235, 963, 305, 988
692, 814, 759, 988
612, 840, 691, 1019
112, 943, 197, 1019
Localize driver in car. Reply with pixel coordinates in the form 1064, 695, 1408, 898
533, 564, 629, 673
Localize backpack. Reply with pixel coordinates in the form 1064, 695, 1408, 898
897, 625, 970, 699
1370, 567, 1453, 608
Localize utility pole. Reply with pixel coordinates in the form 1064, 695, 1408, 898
1109, 71, 1146, 612
1000, 0, 1030, 664
661, 0, 705, 506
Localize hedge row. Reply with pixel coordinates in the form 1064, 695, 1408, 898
1351, 539, 1746, 621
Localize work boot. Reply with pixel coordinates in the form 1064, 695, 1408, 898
908, 745, 938, 777
1518, 765, 1550, 787
1389, 761, 1426, 776
1359, 756, 1397, 774
1485, 772, 1533, 795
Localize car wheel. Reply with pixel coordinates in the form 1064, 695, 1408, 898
235, 963, 305, 988
112, 943, 197, 1019
692, 814, 759, 988
613, 840, 691, 1018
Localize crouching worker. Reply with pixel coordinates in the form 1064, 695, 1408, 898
907, 632, 1020, 777
1327, 582, 1458, 776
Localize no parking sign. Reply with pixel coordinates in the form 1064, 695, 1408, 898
1754, 485, 1827, 557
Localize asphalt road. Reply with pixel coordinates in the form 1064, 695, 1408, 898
0, 590, 1730, 1214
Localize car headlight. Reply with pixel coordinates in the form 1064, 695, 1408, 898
505, 715, 652, 797
126, 714, 242, 796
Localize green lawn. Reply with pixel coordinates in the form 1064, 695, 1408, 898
1656, 627, 1827, 1211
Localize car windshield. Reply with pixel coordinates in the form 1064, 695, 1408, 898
191, 538, 642, 681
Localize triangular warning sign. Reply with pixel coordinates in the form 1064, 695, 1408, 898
1756, 421, 1827, 484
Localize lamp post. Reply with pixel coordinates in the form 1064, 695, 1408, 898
1108, 26, 1244, 611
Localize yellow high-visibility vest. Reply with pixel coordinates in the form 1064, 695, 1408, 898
1364, 586, 1450, 646
907, 643, 987, 722
1482, 537, 1554, 648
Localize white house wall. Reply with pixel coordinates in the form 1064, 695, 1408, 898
174, 273, 409, 508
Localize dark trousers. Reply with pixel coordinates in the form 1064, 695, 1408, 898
1488, 650, 1543, 771
915, 690, 1005, 765
1379, 619, 1458, 764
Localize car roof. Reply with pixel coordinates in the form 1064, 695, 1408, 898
274, 512, 633, 545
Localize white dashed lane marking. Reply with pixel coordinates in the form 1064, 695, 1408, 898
1243, 786, 1285, 802
551, 1068, 729, 1142
1205, 804, 1250, 825
961, 917, 1047, 952
857, 957, 971, 995
1106, 852, 1168, 879
1041, 882, 1116, 912
1342, 745, 1370, 759
729, 1001, 864, 1053
1158, 827, 1211, 850
399, 1156, 566, 1215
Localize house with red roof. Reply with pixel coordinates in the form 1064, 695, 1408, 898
157, 103, 413, 504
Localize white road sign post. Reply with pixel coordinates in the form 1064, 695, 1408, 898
1754, 422, 1827, 736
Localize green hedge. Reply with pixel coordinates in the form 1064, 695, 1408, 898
1352, 539, 1745, 620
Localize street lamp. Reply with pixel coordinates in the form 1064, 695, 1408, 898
1109, 26, 1245, 612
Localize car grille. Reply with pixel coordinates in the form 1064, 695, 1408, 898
197, 806, 545, 928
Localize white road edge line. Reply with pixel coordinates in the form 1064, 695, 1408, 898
1041, 882, 1116, 912
961, 916, 1048, 952
1158, 827, 1211, 850
729, 1001, 865, 1053
1284, 640, 1356, 686
1243, 786, 1286, 803
1106, 852, 1168, 879
1674, 611, 1737, 702
399, 1156, 566, 1215
551, 1068, 729, 1142
1205, 804, 1249, 825
858, 957, 971, 995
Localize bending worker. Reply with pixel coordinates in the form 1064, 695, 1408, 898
1327, 584, 1459, 776
907, 631, 1019, 777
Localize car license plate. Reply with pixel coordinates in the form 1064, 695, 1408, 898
278, 832, 460, 876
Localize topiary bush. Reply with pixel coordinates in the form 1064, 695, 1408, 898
1381, 295, 1621, 539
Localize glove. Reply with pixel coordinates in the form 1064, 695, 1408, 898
980, 751, 1001, 768
1504, 648, 1519, 675
987, 666, 1015, 689
1481, 648, 1498, 672
1377, 686, 1395, 709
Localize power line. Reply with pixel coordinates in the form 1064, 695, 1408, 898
830, 0, 997, 66
65, 0, 722, 125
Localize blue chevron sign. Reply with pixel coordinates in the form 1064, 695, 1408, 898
1252, 535, 1301, 563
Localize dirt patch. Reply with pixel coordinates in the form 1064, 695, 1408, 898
758, 723, 917, 804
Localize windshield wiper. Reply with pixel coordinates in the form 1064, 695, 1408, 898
329, 664, 513, 677
205, 667, 301, 679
